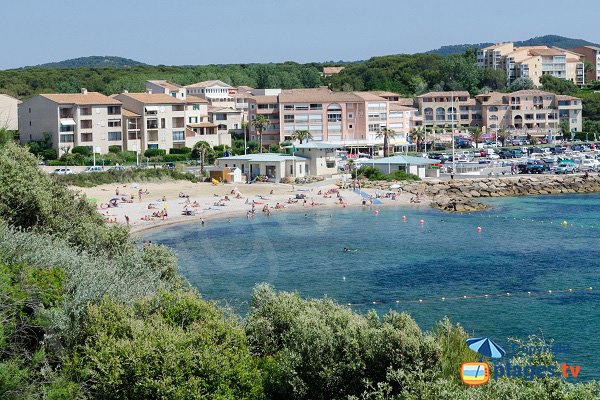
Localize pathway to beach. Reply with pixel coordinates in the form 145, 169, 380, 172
74, 179, 429, 234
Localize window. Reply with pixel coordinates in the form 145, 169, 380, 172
489, 106, 498, 112
310, 103, 322, 110
107, 106, 120, 115
108, 119, 121, 128
368, 123, 380, 132
147, 144, 158, 149
215, 114, 227, 120
327, 113, 342, 122
81, 133, 93, 142
218, 124, 227, 130
147, 119, 158, 129
348, 113, 353, 119
284, 115, 294, 123
161, 118, 166, 129
80, 107, 92, 116
108, 131, 122, 141
284, 104, 294, 110
193, 104, 200, 110
80, 119, 92, 129
349, 124, 353, 129
60, 134, 74, 143
172, 131, 185, 141
295, 104, 309, 110
189, 117, 198, 124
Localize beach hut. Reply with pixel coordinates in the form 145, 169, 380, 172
209, 166, 231, 183
227, 167, 244, 183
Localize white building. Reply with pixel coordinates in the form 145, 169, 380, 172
216, 153, 308, 182
0, 94, 20, 131
364, 155, 440, 178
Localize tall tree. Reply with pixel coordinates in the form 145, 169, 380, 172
508, 77, 535, 91
408, 128, 425, 152
292, 130, 312, 144
496, 129, 511, 146
192, 141, 212, 176
376, 128, 397, 157
470, 128, 483, 148
251, 115, 269, 153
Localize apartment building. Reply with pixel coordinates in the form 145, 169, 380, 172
477, 43, 585, 86
19, 89, 122, 155
571, 45, 600, 82
0, 94, 20, 131
476, 89, 582, 136
145, 80, 187, 99
416, 91, 481, 128
115, 90, 230, 151
185, 80, 235, 106
208, 106, 244, 136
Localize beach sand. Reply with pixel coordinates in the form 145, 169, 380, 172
73, 180, 430, 235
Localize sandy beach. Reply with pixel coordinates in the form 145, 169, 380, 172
73, 179, 431, 235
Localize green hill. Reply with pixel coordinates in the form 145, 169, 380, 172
428, 35, 600, 56
34, 56, 146, 68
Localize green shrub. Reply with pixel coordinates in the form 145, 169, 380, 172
59, 152, 85, 165
353, 165, 420, 181
162, 153, 189, 162
169, 147, 191, 154
144, 148, 166, 158
71, 146, 91, 156
75, 292, 263, 399
108, 145, 122, 153
54, 168, 198, 187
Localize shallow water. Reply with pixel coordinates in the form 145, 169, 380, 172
143, 194, 600, 379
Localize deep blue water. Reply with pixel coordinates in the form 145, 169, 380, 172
143, 194, 600, 379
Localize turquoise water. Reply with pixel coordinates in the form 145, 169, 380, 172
143, 194, 600, 379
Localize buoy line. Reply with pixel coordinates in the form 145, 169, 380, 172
345, 286, 594, 307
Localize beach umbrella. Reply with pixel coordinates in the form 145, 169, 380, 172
466, 337, 506, 358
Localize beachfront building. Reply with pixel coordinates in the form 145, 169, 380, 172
208, 106, 244, 136
114, 90, 231, 151
476, 89, 582, 138
0, 93, 20, 131
184, 80, 236, 106
18, 89, 123, 155
416, 91, 481, 129
363, 155, 440, 179
285, 142, 339, 177
247, 88, 420, 152
477, 42, 585, 86
247, 95, 281, 146
571, 45, 600, 82
216, 153, 308, 182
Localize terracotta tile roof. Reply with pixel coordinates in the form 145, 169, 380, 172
417, 91, 470, 98
279, 89, 364, 103
388, 104, 416, 111
529, 48, 565, 56
352, 92, 388, 101
394, 98, 416, 107
208, 106, 241, 113
40, 92, 121, 105
508, 89, 553, 97
117, 92, 185, 104
147, 80, 183, 91
556, 94, 581, 101
186, 95, 209, 104
475, 92, 507, 105
250, 95, 279, 104
369, 90, 401, 97
121, 109, 140, 117
323, 66, 345, 74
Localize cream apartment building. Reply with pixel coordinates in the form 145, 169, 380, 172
0, 94, 20, 131
476, 89, 582, 137
115, 90, 230, 152
477, 43, 585, 86
416, 91, 482, 128
19, 89, 122, 155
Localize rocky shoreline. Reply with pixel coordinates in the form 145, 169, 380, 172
358, 174, 600, 212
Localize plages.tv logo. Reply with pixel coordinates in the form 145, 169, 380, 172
460, 337, 581, 386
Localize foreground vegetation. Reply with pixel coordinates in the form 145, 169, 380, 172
54, 168, 199, 187
1, 142, 599, 399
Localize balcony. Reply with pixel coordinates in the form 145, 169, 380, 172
59, 108, 74, 118
81, 133, 93, 142
147, 120, 158, 129
172, 117, 185, 128
147, 130, 159, 142
80, 107, 92, 116
107, 106, 121, 115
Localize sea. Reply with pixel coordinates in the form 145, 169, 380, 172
142, 193, 600, 380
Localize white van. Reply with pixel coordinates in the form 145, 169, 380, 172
83, 166, 104, 173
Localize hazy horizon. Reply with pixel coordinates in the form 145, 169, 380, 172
2, 0, 599, 69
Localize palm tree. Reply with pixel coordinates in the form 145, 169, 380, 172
470, 128, 483, 149
292, 130, 312, 144
251, 115, 269, 153
376, 127, 397, 157
193, 141, 212, 176
496, 129, 511, 147
408, 128, 424, 152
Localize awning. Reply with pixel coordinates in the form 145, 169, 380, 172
60, 118, 76, 126
145, 106, 159, 112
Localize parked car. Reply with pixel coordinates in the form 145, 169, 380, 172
518, 160, 545, 174
83, 166, 104, 173
555, 162, 578, 174
107, 166, 125, 172
498, 150, 514, 159
52, 168, 74, 175
164, 163, 176, 170
579, 158, 600, 171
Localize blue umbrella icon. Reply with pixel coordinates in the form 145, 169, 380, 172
467, 337, 506, 359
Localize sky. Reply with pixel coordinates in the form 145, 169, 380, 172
2, 0, 600, 70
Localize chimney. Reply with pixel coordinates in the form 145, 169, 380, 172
146, 89, 153, 94
81, 88, 88, 95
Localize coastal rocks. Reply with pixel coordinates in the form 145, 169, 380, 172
431, 197, 489, 213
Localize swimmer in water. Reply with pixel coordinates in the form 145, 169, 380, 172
343, 247, 358, 252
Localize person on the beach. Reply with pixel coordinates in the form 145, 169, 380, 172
125, 215, 130, 226
201, 218, 205, 227
162, 196, 166, 202
115, 187, 119, 196
138, 189, 143, 201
